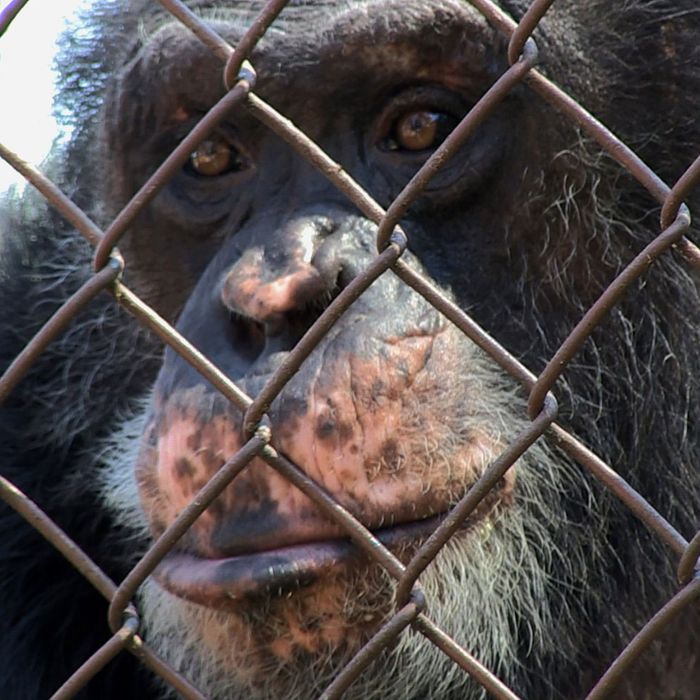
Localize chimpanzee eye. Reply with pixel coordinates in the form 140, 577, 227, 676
186, 137, 249, 177
382, 110, 458, 152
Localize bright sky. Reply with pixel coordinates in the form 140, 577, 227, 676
0, 0, 92, 194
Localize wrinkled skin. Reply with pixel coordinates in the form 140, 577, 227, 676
0, 1, 699, 699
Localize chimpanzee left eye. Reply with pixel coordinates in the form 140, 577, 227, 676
381, 109, 458, 152
186, 137, 249, 177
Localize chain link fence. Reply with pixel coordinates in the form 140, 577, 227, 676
0, 0, 699, 698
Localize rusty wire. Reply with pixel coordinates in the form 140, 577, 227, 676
0, 0, 29, 37
106, 432, 271, 633
0, 0, 699, 698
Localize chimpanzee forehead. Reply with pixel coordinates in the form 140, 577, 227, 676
122, 0, 502, 117
139, 0, 493, 68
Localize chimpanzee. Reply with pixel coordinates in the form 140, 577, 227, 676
0, 0, 698, 698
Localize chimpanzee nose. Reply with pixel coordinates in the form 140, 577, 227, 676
221, 254, 326, 324
220, 216, 342, 338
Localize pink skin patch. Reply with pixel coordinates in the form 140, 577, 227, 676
222, 258, 325, 324
136, 325, 513, 562
220, 225, 326, 326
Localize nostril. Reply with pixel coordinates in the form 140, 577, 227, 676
225, 312, 266, 363
310, 238, 342, 290
311, 231, 369, 293
260, 296, 337, 350
225, 278, 341, 363
219, 215, 365, 359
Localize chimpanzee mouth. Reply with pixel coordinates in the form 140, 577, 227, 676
154, 487, 506, 611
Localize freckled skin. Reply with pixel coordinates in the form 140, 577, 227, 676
126, 13, 524, 662
174, 567, 392, 675
137, 284, 517, 677
138, 326, 511, 560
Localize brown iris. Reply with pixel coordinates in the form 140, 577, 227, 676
382, 109, 456, 153
189, 138, 241, 177
396, 111, 443, 150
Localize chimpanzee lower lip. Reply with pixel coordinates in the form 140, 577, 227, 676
154, 493, 503, 611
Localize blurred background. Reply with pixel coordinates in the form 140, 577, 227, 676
0, 0, 93, 194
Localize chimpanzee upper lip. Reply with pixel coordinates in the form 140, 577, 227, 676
154, 489, 504, 611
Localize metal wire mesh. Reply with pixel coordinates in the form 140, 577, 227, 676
0, 0, 698, 698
